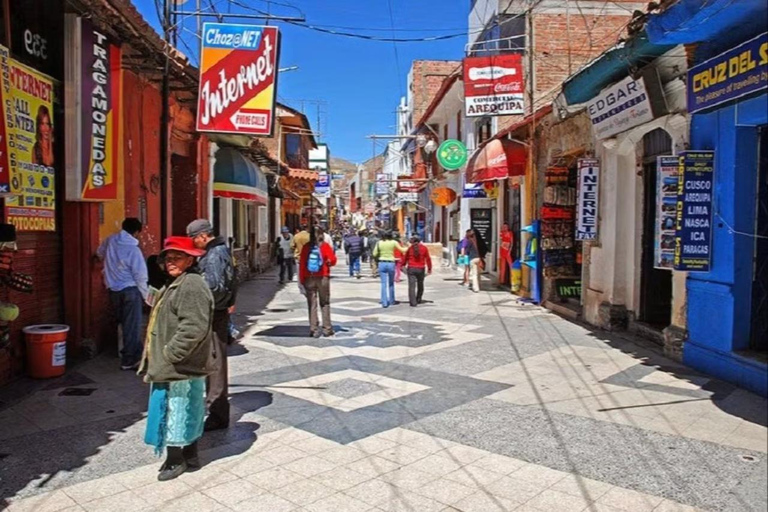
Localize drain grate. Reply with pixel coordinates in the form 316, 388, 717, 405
59, 387, 97, 397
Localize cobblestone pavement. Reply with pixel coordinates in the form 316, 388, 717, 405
1, 257, 767, 511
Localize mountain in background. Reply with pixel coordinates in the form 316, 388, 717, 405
330, 157, 358, 175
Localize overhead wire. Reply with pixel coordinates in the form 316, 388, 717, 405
386, 0, 404, 97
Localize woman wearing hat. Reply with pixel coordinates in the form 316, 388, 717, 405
138, 236, 216, 481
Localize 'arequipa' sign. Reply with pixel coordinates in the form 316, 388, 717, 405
587, 76, 654, 140
196, 23, 280, 136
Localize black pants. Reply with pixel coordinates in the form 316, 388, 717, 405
407, 268, 426, 306
206, 310, 230, 427
279, 257, 295, 282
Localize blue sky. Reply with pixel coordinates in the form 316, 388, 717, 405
133, 0, 469, 164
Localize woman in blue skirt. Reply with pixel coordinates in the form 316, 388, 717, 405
139, 236, 217, 481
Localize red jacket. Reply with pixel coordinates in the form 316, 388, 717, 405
402, 244, 432, 272
299, 242, 337, 283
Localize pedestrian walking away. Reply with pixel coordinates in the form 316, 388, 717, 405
402, 235, 432, 307
373, 231, 407, 308
344, 229, 364, 278
368, 229, 381, 277
457, 229, 472, 288
463, 228, 487, 293
291, 221, 311, 260
275, 226, 295, 284
138, 236, 216, 482
299, 227, 338, 337
96, 218, 149, 371
187, 219, 236, 432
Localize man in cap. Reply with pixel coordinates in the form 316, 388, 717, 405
187, 219, 235, 431
276, 226, 295, 284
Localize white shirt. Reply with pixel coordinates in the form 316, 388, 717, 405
278, 234, 294, 258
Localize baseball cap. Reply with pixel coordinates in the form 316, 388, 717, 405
187, 219, 213, 238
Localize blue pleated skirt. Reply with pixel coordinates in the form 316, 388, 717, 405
144, 377, 206, 455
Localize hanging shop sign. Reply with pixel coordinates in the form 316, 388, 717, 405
463, 54, 524, 117
687, 32, 768, 114
315, 171, 330, 197
375, 173, 389, 195
397, 179, 421, 193
555, 279, 582, 299
587, 75, 655, 140
196, 23, 280, 136
654, 156, 679, 269
430, 187, 457, 207
4, 60, 56, 231
396, 192, 418, 204
462, 182, 487, 198
470, 208, 493, 250
674, 151, 715, 272
575, 159, 599, 241
0, 45, 13, 195
65, 17, 121, 202
483, 180, 500, 200
437, 139, 468, 170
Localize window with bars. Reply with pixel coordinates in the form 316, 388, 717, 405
469, 14, 526, 57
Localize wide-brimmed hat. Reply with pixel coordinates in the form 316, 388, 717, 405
160, 236, 206, 257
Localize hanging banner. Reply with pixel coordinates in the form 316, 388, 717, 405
687, 32, 768, 114
575, 159, 599, 241
375, 173, 388, 195
5, 60, 56, 231
655, 156, 679, 269
587, 76, 655, 140
0, 45, 13, 195
65, 17, 121, 201
463, 54, 524, 117
314, 171, 330, 197
197, 23, 280, 136
674, 151, 715, 272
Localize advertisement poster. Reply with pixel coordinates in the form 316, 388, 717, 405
72, 18, 121, 201
375, 173, 388, 195
470, 208, 493, 250
575, 158, 599, 241
587, 76, 654, 140
0, 45, 13, 195
654, 156, 679, 269
674, 151, 715, 272
463, 54, 524, 117
197, 24, 280, 136
687, 32, 767, 114
5, 60, 56, 231
314, 171, 330, 197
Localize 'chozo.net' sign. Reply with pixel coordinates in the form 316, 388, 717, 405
687, 32, 767, 114
674, 151, 715, 272
197, 24, 280, 136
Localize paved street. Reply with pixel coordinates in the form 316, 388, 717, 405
1, 257, 766, 512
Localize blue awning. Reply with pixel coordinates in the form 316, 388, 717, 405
647, 0, 766, 52
214, 148, 268, 204
561, 31, 674, 105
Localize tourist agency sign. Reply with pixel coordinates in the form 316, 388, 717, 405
197, 23, 280, 136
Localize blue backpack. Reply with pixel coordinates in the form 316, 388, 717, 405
307, 245, 324, 273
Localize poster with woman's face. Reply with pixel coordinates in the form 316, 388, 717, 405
3, 59, 56, 232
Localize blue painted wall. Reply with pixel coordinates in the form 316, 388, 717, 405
685, 93, 768, 396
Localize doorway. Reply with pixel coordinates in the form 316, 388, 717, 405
750, 126, 768, 352
639, 129, 673, 329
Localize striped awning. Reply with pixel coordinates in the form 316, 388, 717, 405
213, 148, 268, 204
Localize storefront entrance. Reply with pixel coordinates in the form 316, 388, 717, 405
639, 129, 673, 329
751, 126, 768, 353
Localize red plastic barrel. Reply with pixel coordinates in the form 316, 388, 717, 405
24, 324, 69, 378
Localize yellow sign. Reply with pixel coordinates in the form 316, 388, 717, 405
4, 60, 56, 231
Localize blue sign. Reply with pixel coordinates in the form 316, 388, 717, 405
674, 151, 714, 272
687, 32, 768, 114
462, 183, 487, 198
202, 23, 264, 50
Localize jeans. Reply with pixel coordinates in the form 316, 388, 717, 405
110, 287, 143, 366
279, 257, 295, 282
407, 268, 426, 306
349, 253, 361, 276
378, 261, 396, 307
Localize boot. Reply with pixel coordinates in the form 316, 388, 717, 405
183, 441, 200, 470
158, 447, 187, 481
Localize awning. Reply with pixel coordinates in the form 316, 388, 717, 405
466, 139, 527, 183
213, 147, 268, 204
288, 168, 320, 181
561, 30, 674, 105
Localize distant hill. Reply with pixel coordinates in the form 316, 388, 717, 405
330, 157, 358, 174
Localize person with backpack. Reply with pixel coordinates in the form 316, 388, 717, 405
344, 229, 364, 278
373, 231, 408, 308
402, 235, 432, 307
299, 228, 338, 337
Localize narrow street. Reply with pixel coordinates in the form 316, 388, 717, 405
1, 258, 766, 512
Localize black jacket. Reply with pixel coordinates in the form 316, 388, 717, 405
345, 235, 363, 256
198, 237, 236, 311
